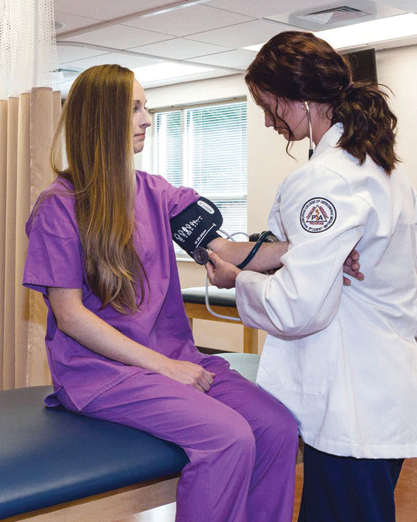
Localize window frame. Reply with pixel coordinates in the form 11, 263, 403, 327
143, 96, 248, 259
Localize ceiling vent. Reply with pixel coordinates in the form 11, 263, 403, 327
298, 6, 371, 26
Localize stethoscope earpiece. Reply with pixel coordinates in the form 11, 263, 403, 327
304, 101, 314, 160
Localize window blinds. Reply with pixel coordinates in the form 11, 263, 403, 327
144, 99, 248, 239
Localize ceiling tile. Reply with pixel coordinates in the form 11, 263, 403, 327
63, 52, 161, 71
124, 4, 253, 37
372, 0, 417, 12
189, 49, 257, 69
139, 68, 237, 90
208, 0, 348, 18
54, 11, 101, 34
186, 19, 301, 47
62, 25, 172, 50
207, 0, 302, 18
130, 38, 229, 60
52, 0, 417, 90
53, 0, 171, 21
57, 43, 108, 64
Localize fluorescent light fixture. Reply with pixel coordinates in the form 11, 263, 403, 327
243, 42, 263, 53
132, 62, 214, 85
244, 13, 417, 52
316, 13, 417, 49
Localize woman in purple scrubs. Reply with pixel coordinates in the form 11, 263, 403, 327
23, 64, 300, 522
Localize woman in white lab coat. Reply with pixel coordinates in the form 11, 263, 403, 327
207, 31, 417, 522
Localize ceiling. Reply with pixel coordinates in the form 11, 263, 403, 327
54, 0, 417, 94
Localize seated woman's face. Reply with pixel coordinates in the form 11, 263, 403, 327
132, 79, 151, 154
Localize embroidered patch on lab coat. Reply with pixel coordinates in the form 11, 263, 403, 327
300, 198, 337, 233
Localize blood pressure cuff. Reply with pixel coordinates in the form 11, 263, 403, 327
170, 197, 223, 260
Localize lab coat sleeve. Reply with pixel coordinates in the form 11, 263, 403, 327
236, 164, 370, 337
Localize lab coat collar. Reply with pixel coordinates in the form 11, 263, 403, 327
312, 122, 343, 159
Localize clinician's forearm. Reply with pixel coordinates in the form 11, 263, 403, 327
208, 237, 288, 272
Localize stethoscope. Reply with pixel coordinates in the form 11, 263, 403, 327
200, 99, 315, 319
274, 98, 314, 160
304, 101, 314, 160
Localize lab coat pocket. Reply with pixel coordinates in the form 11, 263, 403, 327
260, 323, 339, 396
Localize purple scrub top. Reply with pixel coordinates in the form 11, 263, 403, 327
23, 170, 202, 410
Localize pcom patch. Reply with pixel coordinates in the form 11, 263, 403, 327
300, 197, 337, 233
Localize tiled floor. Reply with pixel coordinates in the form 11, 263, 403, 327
116, 458, 417, 522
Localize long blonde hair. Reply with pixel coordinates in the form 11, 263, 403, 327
51, 64, 147, 313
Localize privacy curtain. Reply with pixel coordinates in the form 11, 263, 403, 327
0, 0, 61, 390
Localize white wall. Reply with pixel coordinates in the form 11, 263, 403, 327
376, 45, 417, 186
142, 43, 417, 352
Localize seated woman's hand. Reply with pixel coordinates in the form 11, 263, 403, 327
159, 359, 215, 393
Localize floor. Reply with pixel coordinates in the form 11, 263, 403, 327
115, 458, 417, 522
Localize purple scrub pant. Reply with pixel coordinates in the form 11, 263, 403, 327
59, 355, 298, 522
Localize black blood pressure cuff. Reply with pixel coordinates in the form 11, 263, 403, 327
170, 197, 223, 263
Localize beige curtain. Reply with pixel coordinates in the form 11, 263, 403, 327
1, 0, 60, 390
0, 89, 61, 390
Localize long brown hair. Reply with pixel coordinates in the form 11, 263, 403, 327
245, 31, 399, 174
50, 64, 147, 313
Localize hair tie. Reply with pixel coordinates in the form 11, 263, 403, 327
342, 81, 355, 96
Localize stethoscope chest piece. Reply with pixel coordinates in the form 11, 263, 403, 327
193, 247, 210, 265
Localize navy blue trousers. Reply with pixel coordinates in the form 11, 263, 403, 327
298, 444, 404, 522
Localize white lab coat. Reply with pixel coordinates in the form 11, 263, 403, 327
236, 123, 417, 458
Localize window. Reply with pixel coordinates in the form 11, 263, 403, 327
142, 99, 247, 253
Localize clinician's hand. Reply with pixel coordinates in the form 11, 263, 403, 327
342, 249, 364, 286
206, 251, 241, 289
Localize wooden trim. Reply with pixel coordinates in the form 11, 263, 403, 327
183, 302, 259, 353
184, 302, 240, 322
243, 326, 258, 354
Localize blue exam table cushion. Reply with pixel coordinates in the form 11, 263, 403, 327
0, 386, 188, 518
0, 353, 259, 519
